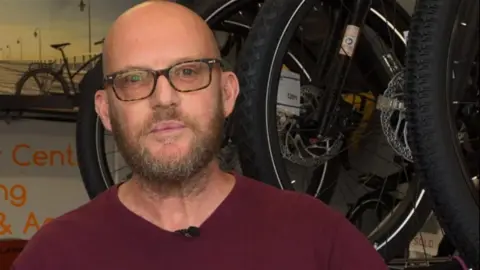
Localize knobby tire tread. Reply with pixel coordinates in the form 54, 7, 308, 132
234, 0, 305, 187
405, 0, 479, 267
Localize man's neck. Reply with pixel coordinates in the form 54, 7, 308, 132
117, 163, 236, 232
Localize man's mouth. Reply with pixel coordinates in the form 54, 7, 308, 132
150, 120, 186, 133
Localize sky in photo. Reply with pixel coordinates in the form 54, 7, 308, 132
0, 0, 144, 61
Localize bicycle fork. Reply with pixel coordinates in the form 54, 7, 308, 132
313, 0, 373, 138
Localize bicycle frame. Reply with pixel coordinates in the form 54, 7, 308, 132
56, 53, 102, 94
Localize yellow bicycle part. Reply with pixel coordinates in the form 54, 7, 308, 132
342, 91, 376, 150
277, 68, 376, 149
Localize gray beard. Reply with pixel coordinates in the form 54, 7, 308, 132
110, 105, 224, 197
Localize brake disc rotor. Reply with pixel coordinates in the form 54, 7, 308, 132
378, 71, 413, 162
278, 84, 343, 167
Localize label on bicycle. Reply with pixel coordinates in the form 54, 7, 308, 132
339, 25, 360, 57
277, 69, 301, 116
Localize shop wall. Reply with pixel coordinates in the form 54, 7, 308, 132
0, 120, 88, 240
0, 0, 144, 241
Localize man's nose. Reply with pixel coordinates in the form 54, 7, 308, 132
149, 75, 180, 106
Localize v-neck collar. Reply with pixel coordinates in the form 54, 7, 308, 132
106, 173, 245, 239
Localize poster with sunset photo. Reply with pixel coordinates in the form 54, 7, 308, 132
0, 0, 143, 94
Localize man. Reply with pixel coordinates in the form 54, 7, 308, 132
12, 1, 388, 269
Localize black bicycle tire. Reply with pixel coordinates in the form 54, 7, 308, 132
75, 0, 266, 199
233, 0, 429, 262
15, 68, 69, 96
346, 190, 397, 230
76, 57, 110, 199
405, 0, 479, 267
181, 0, 252, 22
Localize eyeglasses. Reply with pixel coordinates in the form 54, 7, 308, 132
103, 58, 225, 102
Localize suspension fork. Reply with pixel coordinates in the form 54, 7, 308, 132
313, 0, 373, 137
313, 5, 344, 84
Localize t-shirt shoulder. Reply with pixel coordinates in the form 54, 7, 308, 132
237, 174, 343, 218
235, 174, 344, 233
11, 187, 118, 269
236, 175, 386, 269
25, 186, 116, 246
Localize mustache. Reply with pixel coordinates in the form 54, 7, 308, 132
141, 107, 190, 133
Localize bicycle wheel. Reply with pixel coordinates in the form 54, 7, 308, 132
76, 57, 108, 199
233, 0, 431, 261
405, 0, 479, 267
15, 68, 69, 96
75, 0, 344, 200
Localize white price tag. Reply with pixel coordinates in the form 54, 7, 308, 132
277, 69, 301, 116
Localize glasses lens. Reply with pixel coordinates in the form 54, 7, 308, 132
169, 61, 211, 91
113, 70, 154, 100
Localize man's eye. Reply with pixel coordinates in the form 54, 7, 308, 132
180, 68, 196, 76
128, 74, 143, 82
120, 73, 144, 83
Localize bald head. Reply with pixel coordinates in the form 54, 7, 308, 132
102, 0, 220, 74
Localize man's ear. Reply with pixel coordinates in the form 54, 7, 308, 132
94, 89, 112, 132
221, 71, 240, 118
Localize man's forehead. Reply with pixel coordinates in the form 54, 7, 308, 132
104, 1, 218, 72
107, 37, 214, 70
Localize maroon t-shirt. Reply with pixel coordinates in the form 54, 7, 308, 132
11, 175, 387, 270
